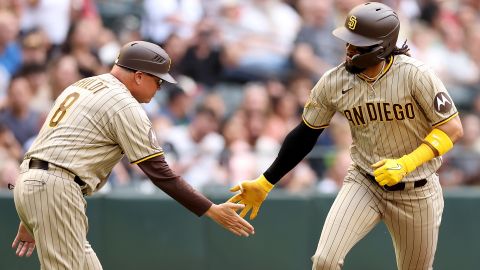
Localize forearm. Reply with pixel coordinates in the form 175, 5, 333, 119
373, 123, 461, 186
138, 155, 212, 216
264, 121, 323, 184
400, 128, 455, 172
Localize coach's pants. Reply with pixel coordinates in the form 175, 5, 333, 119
14, 161, 102, 270
311, 167, 444, 270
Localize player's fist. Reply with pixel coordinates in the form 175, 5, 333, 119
227, 175, 274, 220
372, 157, 412, 186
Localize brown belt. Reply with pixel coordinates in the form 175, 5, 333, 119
358, 166, 427, 191
28, 158, 87, 190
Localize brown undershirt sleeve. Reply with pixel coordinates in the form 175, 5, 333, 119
137, 155, 213, 216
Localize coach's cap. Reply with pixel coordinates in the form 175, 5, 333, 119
115, 41, 177, 83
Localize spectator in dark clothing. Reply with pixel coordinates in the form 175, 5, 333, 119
178, 19, 223, 89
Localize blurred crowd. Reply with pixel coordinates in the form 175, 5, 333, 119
0, 0, 479, 194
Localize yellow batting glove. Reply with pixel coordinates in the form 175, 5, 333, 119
372, 155, 416, 186
372, 129, 454, 187
227, 175, 274, 220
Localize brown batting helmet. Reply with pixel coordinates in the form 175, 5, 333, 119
115, 41, 177, 83
332, 2, 400, 68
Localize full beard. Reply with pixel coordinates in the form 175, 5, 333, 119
345, 60, 366, 74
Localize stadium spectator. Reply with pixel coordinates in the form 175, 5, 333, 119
19, 0, 72, 51
0, 0, 22, 17
201, 92, 227, 122
156, 84, 193, 126
161, 34, 189, 78
0, 76, 41, 149
62, 18, 104, 77
292, 0, 344, 80
272, 91, 300, 130
219, 110, 257, 186
0, 123, 22, 162
423, 20, 479, 109
163, 106, 225, 189
141, 0, 203, 45
0, 10, 22, 77
239, 83, 271, 146
177, 18, 224, 90
47, 54, 81, 99
217, 0, 301, 81
95, 27, 122, 67
18, 62, 52, 115
20, 28, 50, 64
439, 114, 480, 187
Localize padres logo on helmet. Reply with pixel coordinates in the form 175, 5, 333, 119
332, 2, 400, 68
348, 16, 357, 30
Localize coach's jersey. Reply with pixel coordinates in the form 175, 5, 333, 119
303, 54, 458, 181
25, 73, 163, 194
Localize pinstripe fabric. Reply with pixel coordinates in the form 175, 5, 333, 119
384, 174, 443, 270
305, 55, 452, 269
24, 74, 162, 195
311, 168, 443, 270
303, 55, 457, 182
13, 73, 162, 269
14, 160, 102, 269
312, 167, 382, 269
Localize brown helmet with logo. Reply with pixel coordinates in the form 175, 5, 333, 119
115, 41, 177, 83
332, 2, 400, 68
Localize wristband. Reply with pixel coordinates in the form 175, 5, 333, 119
400, 128, 454, 172
423, 128, 453, 156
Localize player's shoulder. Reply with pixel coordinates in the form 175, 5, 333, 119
323, 64, 345, 79
97, 74, 140, 106
71, 73, 142, 118
393, 54, 431, 72
313, 63, 349, 91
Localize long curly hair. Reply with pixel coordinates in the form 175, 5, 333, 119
392, 40, 411, 56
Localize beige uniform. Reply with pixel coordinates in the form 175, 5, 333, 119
14, 74, 163, 269
304, 55, 458, 269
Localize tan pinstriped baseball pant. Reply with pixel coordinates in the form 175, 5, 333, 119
14, 160, 102, 270
312, 166, 444, 270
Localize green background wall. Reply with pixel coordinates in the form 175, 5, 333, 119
1, 188, 479, 270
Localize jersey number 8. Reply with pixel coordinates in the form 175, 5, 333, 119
49, 92, 80, 127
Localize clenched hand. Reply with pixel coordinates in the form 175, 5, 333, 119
372, 156, 413, 186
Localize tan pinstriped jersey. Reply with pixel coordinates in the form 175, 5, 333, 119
303, 54, 458, 181
25, 73, 163, 194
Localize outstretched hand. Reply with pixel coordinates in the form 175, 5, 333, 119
205, 203, 255, 237
228, 175, 274, 220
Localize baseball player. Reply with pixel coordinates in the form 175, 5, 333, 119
228, 2, 463, 269
12, 41, 254, 269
